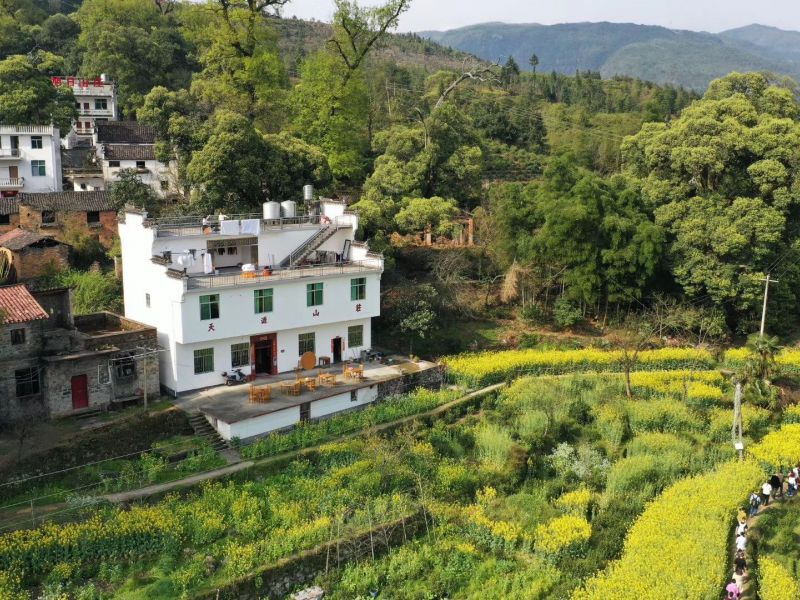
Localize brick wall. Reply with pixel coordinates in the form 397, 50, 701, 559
3, 244, 69, 281
18, 208, 118, 248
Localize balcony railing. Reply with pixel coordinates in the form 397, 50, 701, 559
183, 259, 384, 290
77, 108, 113, 117
0, 149, 20, 159
0, 178, 24, 188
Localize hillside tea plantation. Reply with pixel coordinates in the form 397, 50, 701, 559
3, 350, 800, 599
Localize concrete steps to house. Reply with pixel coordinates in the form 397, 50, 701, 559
188, 414, 229, 451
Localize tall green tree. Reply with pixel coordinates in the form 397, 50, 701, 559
75, 0, 193, 111
186, 110, 269, 213
621, 72, 800, 326
0, 53, 77, 132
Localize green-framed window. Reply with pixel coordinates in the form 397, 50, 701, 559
254, 288, 273, 313
298, 332, 315, 356
350, 277, 366, 301
348, 325, 364, 348
199, 294, 219, 320
193, 348, 214, 374
306, 282, 323, 307
230, 343, 249, 368
31, 160, 46, 176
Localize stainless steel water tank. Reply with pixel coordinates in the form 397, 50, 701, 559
303, 184, 314, 202
263, 201, 280, 220
280, 200, 297, 218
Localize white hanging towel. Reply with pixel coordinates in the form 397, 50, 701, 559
203, 252, 214, 274
240, 219, 260, 236
220, 219, 240, 235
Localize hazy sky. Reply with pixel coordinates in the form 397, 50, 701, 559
283, 0, 800, 33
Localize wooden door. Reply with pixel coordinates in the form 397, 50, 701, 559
8, 165, 18, 179
71, 374, 89, 409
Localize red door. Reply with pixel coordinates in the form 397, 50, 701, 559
71, 374, 88, 409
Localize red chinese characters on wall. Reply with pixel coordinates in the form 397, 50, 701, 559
355, 303, 362, 312
50, 77, 62, 87
260, 316, 268, 324
207, 323, 215, 332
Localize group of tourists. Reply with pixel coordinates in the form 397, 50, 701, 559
728, 465, 800, 599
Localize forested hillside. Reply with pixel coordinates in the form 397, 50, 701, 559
421, 22, 800, 91
3, 0, 800, 341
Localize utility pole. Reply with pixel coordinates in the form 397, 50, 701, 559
759, 274, 778, 337
143, 352, 148, 412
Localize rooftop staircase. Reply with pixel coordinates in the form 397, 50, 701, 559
279, 223, 343, 268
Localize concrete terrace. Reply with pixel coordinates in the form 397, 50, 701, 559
173, 357, 439, 424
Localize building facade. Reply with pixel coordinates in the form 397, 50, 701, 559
119, 200, 383, 395
16, 191, 118, 248
94, 122, 178, 198
0, 285, 159, 424
52, 75, 118, 147
62, 146, 105, 192
0, 126, 63, 197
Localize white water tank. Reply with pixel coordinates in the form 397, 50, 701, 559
303, 184, 314, 202
280, 200, 296, 218
263, 201, 280, 220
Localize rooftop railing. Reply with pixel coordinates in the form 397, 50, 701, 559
0, 125, 57, 135
183, 258, 383, 290
150, 212, 357, 238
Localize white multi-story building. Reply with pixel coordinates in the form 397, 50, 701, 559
0, 126, 63, 197
52, 75, 118, 147
119, 200, 383, 396
94, 122, 178, 198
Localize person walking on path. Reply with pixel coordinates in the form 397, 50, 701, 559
770, 472, 782, 499
788, 471, 798, 497
761, 480, 773, 506
726, 578, 742, 599
749, 490, 762, 517
736, 531, 747, 553
733, 550, 747, 588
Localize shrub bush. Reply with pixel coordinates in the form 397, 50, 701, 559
534, 515, 591, 558
625, 399, 702, 434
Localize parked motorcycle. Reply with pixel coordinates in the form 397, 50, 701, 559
221, 369, 247, 386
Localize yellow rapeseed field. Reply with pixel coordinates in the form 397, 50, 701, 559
444, 348, 715, 386
759, 556, 800, 600
748, 423, 800, 467
571, 459, 764, 600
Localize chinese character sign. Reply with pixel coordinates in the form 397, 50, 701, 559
50, 76, 62, 87
355, 303, 362, 312
208, 323, 215, 332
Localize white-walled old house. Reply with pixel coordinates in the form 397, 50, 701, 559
119, 199, 383, 396
53, 75, 118, 148
0, 126, 63, 197
94, 122, 178, 198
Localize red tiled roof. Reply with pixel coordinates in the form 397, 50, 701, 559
0, 284, 49, 324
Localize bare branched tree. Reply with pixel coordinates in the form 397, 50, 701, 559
434, 61, 501, 109
327, 0, 411, 88
215, 0, 291, 57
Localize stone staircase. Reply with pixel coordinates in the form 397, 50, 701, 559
279, 223, 342, 268
188, 414, 229, 452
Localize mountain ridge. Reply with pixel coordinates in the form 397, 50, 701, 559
420, 22, 800, 91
